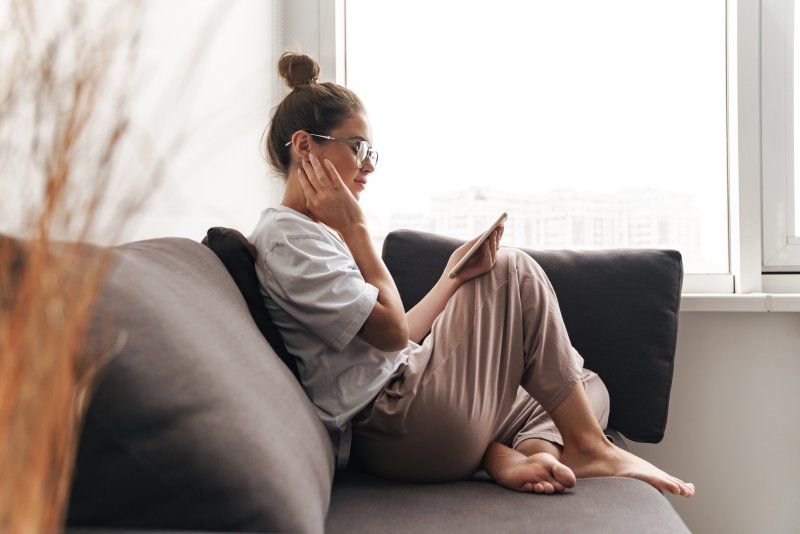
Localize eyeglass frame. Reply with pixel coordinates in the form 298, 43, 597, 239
284, 133, 378, 169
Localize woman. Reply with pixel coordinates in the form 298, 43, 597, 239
251, 52, 694, 497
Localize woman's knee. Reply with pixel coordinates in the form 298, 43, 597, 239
497, 248, 548, 281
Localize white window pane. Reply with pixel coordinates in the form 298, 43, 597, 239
795, 0, 800, 237
346, 0, 728, 274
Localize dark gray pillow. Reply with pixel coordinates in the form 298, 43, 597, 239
67, 238, 334, 533
381, 230, 682, 444
201, 226, 299, 381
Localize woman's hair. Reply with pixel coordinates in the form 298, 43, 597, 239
265, 52, 365, 177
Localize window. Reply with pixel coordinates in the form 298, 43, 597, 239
296, 0, 800, 296
761, 0, 800, 272
796, 0, 800, 239
753, 0, 800, 295
345, 1, 729, 275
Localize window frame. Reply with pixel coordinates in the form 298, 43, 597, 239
284, 0, 800, 295
761, 0, 800, 280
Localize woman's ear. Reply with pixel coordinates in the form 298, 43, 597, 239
290, 131, 312, 162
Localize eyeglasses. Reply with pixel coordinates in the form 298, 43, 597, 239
285, 133, 379, 169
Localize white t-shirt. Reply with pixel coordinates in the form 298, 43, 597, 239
250, 205, 412, 468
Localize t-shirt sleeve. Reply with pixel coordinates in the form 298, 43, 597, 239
262, 235, 378, 352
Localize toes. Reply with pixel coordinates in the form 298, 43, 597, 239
653, 477, 680, 495
669, 476, 695, 497
496, 451, 576, 494
524, 478, 567, 495
678, 479, 695, 495
552, 463, 577, 488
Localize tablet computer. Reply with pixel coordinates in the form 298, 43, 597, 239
448, 212, 508, 279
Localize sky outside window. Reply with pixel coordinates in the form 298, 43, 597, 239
345, 0, 728, 273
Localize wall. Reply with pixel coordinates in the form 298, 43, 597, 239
628, 311, 800, 534
121, 0, 284, 244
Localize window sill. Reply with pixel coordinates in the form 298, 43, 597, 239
680, 293, 800, 312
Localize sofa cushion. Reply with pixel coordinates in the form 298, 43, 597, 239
67, 238, 334, 533
327, 471, 689, 534
381, 230, 682, 444
201, 226, 299, 380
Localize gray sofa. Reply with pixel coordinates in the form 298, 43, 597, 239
57, 228, 689, 533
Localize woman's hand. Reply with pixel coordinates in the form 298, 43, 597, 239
297, 152, 408, 350
407, 225, 504, 341
406, 224, 504, 343
297, 152, 365, 234
445, 224, 505, 285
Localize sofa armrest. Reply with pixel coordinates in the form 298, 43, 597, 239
68, 238, 334, 532
381, 230, 682, 444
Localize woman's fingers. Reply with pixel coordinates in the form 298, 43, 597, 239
300, 159, 319, 192
297, 163, 315, 195
304, 153, 348, 198
308, 152, 335, 188
450, 223, 508, 282
323, 158, 348, 192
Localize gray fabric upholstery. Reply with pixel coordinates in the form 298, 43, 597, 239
56, 231, 687, 533
67, 238, 335, 533
327, 473, 689, 534
381, 230, 683, 444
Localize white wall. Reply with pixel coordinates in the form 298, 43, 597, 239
628, 311, 800, 534
121, 0, 285, 244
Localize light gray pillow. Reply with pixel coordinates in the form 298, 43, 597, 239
67, 238, 334, 533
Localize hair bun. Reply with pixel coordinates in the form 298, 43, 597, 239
278, 52, 320, 89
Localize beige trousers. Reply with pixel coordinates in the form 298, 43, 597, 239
351, 249, 610, 482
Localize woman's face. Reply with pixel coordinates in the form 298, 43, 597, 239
309, 112, 375, 201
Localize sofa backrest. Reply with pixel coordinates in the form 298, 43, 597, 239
68, 237, 334, 533
381, 230, 683, 444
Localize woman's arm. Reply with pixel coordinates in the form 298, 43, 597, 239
406, 226, 504, 344
340, 221, 409, 351
406, 275, 460, 344
299, 154, 408, 352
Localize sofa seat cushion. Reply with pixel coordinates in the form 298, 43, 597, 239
67, 238, 334, 533
328, 471, 689, 534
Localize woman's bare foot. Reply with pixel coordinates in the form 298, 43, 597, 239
560, 439, 695, 497
483, 442, 576, 494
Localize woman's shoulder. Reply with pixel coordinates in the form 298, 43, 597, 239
250, 205, 330, 252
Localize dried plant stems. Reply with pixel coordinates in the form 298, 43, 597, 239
0, 240, 111, 533
0, 0, 150, 532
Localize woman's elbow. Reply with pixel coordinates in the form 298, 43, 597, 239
377, 324, 409, 352
362, 322, 408, 352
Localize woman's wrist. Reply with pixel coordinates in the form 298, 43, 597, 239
436, 273, 461, 299
338, 221, 370, 244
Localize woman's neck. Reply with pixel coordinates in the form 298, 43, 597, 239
280, 171, 344, 243
280, 172, 314, 219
